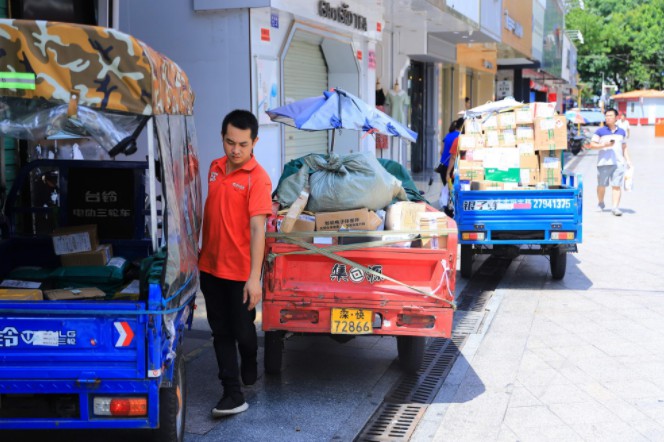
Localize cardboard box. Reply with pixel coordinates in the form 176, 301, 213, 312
485, 129, 516, 147
519, 154, 539, 169
464, 119, 483, 134
280, 188, 309, 233
277, 215, 316, 242
515, 105, 534, 124
0, 279, 41, 289
384, 202, 427, 231
471, 180, 504, 190
0, 288, 43, 301
498, 111, 516, 129
458, 134, 485, 150
484, 168, 520, 183
44, 287, 106, 301
315, 209, 382, 232
520, 168, 540, 185
534, 102, 557, 118
481, 114, 499, 131
464, 148, 487, 162
60, 244, 113, 267
457, 160, 485, 181
482, 148, 520, 169
416, 212, 448, 249
516, 126, 535, 142
534, 116, 567, 151
539, 154, 563, 186
52, 225, 99, 256
518, 143, 535, 154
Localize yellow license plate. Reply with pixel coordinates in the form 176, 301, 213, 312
331, 308, 373, 335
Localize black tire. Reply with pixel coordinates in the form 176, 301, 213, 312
550, 248, 567, 280
264, 331, 284, 375
152, 353, 186, 442
397, 336, 426, 374
460, 245, 473, 279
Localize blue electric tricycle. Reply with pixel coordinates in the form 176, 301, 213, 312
0, 19, 201, 441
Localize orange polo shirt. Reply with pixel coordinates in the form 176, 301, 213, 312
198, 155, 272, 281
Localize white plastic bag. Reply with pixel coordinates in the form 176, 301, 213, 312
624, 166, 634, 191
438, 184, 450, 209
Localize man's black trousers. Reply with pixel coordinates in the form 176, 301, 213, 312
200, 271, 257, 392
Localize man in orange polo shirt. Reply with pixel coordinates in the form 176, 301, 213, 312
199, 110, 272, 417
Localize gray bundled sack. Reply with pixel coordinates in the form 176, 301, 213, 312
277, 153, 407, 212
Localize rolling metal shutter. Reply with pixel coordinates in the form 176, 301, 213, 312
283, 39, 328, 162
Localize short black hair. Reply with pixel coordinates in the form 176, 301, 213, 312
465, 97, 470, 102
221, 110, 259, 140
604, 108, 618, 117
454, 117, 465, 130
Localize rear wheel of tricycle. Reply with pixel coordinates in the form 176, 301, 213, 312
549, 248, 567, 280
153, 352, 186, 442
460, 245, 473, 279
397, 336, 426, 374
264, 331, 284, 375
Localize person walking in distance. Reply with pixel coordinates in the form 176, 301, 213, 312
589, 108, 632, 216
198, 110, 273, 416
616, 112, 631, 139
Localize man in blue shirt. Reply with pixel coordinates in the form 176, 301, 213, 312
589, 108, 632, 216
439, 118, 464, 185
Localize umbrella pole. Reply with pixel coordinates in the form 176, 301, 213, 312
330, 129, 335, 154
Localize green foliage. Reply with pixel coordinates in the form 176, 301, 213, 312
566, 0, 664, 93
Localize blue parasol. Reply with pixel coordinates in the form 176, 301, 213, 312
266, 88, 417, 151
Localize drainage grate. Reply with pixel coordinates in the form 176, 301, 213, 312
355, 255, 511, 441
356, 403, 426, 441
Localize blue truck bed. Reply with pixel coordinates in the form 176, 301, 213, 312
453, 172, 583, 279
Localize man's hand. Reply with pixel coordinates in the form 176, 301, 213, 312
243, 277, 262, 311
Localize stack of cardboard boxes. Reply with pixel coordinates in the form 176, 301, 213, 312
457, 102, 567, 190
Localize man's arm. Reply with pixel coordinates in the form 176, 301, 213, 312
243, 214, 267, 310
590, 136, 611, 149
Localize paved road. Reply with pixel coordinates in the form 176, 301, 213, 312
414, 125, 664, 441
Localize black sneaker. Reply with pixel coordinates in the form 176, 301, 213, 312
211, 393, 248, 417
241, 361, 258, 386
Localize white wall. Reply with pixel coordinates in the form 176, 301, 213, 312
118, 0, 252, 203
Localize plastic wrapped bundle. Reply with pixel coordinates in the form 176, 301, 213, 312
277, 152, 407, 212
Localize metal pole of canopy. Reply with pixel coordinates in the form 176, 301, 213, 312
146, 118, 159, 253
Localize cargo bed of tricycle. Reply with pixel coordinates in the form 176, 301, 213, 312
261, 207, 458, 374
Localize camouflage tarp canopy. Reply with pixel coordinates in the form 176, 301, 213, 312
0, 19, 193, 116
0, 19, 195, 153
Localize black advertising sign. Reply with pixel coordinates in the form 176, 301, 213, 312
67, 167, 135, 239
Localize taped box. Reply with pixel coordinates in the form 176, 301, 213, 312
385, 202, 427, 231
515, 105, 534, 124
498, 111, 516, 129
44, 287, 106, 301
534, 116, 567, 150
458, 160, 485, 181
315, 209, 382, 232
539, 155, 563, 186
60, 244, 113, 267
0, 288, 43, 301
52, 225, 99, 256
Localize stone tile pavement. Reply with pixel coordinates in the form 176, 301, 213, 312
412, 125, 664, 441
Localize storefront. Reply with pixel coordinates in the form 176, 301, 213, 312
118, 0, 381, 198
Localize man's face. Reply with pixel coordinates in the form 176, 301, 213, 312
222, 124, 257, 169
605, 111, 617, 126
